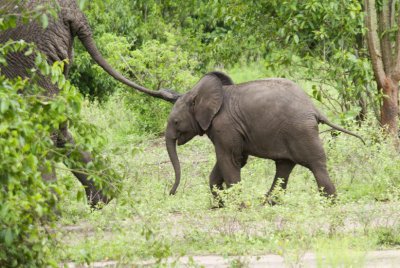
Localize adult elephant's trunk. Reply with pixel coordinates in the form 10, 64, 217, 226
165, 126, 181, 195
78, 35, 180, 103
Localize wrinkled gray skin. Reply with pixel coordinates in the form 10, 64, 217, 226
0, 0, 179, 207
166, 71, 364, 203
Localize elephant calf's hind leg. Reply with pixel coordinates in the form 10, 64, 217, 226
308, 160, 336, 198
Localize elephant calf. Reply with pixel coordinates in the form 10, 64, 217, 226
165, 71, 364, 202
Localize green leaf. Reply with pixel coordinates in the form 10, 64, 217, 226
293, 34, 299, 44
4, 229, 13, 246
79, 0, 87, 10
35, 205, 44, 217
7, 16, 17, 29
77, 189, 85, 202
41, 14, 49, 28
24, 47, 33, 56
312, 84, 322, 102
0, 99, 9, 113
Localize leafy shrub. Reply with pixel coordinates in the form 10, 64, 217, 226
322, 115, 400, 202
0, 21, 118, 268
70, 30, 141, 101
375, 227, 400, 247
122, 35, 199, 135
0, 42, 78, 265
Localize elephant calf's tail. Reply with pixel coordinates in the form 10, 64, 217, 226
317, 115, 365, 144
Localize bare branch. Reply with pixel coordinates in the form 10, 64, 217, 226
392, 2, 400, 81
379, 0, 393, 73
389, 0, 396, 28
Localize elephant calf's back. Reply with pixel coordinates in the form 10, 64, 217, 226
231, 79, 320, 159
235, 78, 318, 123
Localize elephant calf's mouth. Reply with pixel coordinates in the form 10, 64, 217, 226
177, 133, 192, 145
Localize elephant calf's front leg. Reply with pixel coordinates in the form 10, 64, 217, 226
210, 143, 242, 207
209, 163, 224, 208
209, 156, 241, 208
209, 163, 224, 197
216, 149, 242, 188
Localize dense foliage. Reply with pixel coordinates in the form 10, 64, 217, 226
0, 7, 60, 266
0, 4, 117, 266
70, 0, 387, 134
1, 44, 69, 266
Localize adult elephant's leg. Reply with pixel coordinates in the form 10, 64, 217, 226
38, 130, 61, 183
56, 122, 110, 207
40, 154, 57, 182
266, 159, 295, 196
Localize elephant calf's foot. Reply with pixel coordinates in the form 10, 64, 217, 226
210, 197, 225, 209
263, 194, 281, 206
321, 192, 337, 206
238, 201, 250, 210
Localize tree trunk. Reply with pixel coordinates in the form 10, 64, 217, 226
365, 0, 400, 147
381, 77, 399, 138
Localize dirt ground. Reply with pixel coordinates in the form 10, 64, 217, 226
60, 201, 400, 268
63, 249, 400, 267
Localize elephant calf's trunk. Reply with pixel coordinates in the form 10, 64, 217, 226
166, 137, 181, 195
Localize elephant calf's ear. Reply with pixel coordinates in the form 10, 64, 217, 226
194, 75, 223, 131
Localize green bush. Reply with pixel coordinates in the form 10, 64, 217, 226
0, 29, 117, 268
0, 42, 80, 265
122, 36, 199, 135
70, 32, 131, 101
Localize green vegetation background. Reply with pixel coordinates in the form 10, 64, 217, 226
1, 0, 400, 267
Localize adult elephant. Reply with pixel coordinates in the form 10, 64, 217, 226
0, 0, 179, 207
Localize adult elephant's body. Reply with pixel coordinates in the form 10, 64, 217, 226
0, 0, 178, 206
166, 72, 364, 202
1, 1, 80, 86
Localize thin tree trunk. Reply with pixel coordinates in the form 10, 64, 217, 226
381, 77, 399, 137
365, 0, 399, 146
365, 0, 386, 88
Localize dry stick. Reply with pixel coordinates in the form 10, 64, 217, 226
316, 85, 342, 114
119, 53, 148, 86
